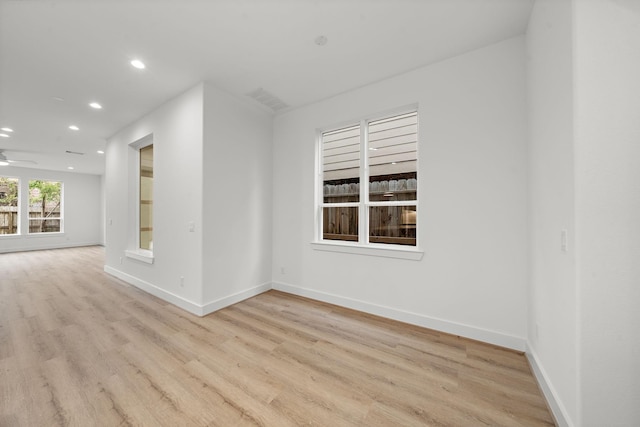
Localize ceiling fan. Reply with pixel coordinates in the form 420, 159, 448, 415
0, 149, 38, 166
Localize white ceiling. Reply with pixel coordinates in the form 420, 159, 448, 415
0, 0, 533, 175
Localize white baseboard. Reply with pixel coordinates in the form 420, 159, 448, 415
526, 344, 573, 427
99, 269, 567, 424
201, 282, 272, 316
272, 281, 526, 351
104, 265, 204, 315
103, 265, 271, 317
100, 266, 527, 352
0, 241, 102, 254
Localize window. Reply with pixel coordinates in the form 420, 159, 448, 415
139, 144, 153, 251
319, 109, 418, 247
28, 180, 62, 233
125, 134, 154, 264
0, 176, 19, 235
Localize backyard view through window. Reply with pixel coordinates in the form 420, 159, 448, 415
321, 110, 418, 246
0, 177, 19, 235
29, 180, 62, 233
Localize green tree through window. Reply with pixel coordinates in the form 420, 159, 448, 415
29, 180, 62, 233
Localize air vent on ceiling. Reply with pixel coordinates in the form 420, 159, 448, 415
65, 150, 85, 155
246, 88, 288, 112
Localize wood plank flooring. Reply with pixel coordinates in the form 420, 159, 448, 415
0, 246, 555, 426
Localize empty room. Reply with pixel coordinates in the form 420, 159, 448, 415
0, 0, 638, 426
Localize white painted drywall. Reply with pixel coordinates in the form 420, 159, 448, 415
201, 83, 273, 309
574, 0, 640, 424
526, 0, 578, 424
105, 84, 205, 308
0, 166, 102, 253
272, 37, 529, 349
202, 84, 273, 312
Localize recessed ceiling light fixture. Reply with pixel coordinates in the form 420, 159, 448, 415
0, 161, 8, 166
67, 166, 74, 170
0, 133, 9, 138
69, 125, 80, 131
315, 35, 328, 46
1, 127, 13, 132
130, 59, 146, 69
97, 150, 105, 154
89, 102, 102, 109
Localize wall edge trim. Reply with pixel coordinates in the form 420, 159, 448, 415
104, 265, 204, 315
0, 241, 102, 254
526, 343, 574, 427
272, 281, 526, 351
201, 282, 272, 316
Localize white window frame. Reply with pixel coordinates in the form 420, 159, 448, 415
314, 105, 423, 260
125, 134, 154, 264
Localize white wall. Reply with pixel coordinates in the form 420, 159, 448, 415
574, 0, 640, 424
0, 166, 102, 253
272, 37, 529, 350
201, 83, 273, 311
526, 0, 578, 425
105, 84, 205, 311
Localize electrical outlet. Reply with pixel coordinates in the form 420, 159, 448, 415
180, 276, 184, 287
280, 267, 285, 275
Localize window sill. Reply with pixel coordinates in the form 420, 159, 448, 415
0, 234, 21, 239
125, 249, 154, 264
311, 241, 423, 261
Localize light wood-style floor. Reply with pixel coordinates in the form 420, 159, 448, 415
0, 246, 555, 426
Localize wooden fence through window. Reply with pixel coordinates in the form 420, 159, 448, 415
0, 209, 61, 234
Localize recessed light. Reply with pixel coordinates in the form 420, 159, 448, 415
69, 125, 80, 131
97, 150, 105, 154
0, 133, 9, 138
0, 161, 8, 166
67, 166, 74, 170
130, 59, 146, 69
391, 162, 397, 165
1, 127, 13, 132
369, 147, 378, 151
89, 102, 102, 109
52, 96, 65, 102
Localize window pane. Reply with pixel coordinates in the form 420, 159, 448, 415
369, 205, 417, 246
29, 218, 61, 233
28, 180, 62, 233
140, 144, 153, 250
322, 125, 360, 203
368, 112, 417, 201
0, 177, 19, 235
323, 206, 358, 242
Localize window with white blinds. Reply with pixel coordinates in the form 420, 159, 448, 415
319, 109, 418, 247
